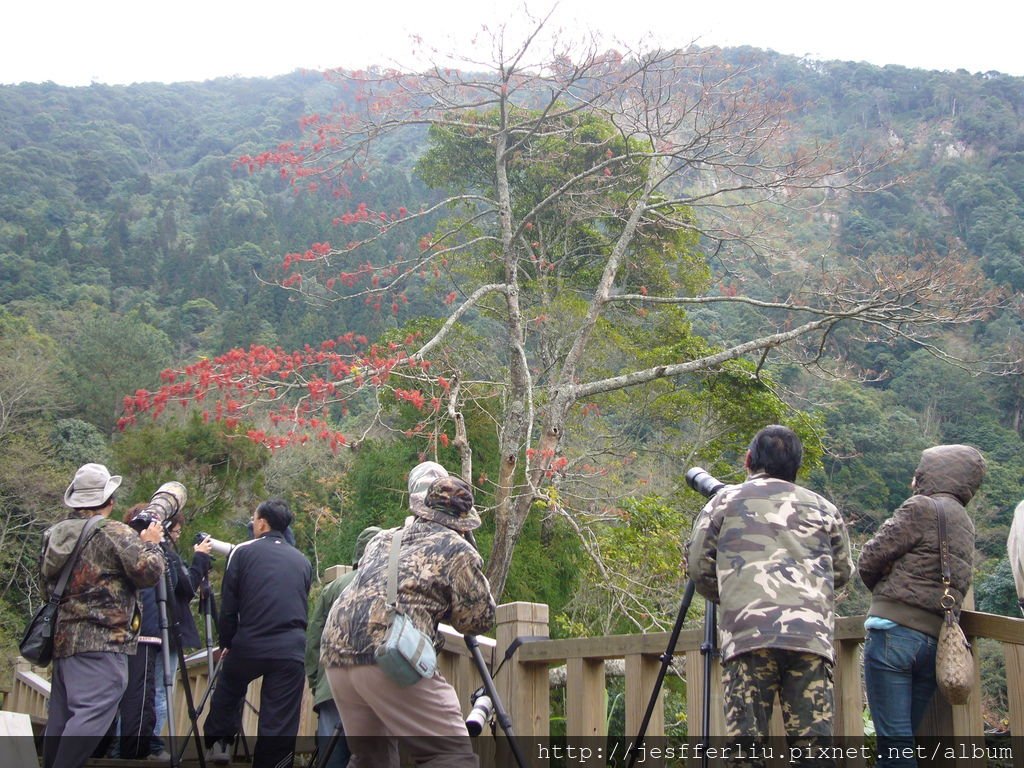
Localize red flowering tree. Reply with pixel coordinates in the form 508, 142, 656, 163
122, 14, 1000, 599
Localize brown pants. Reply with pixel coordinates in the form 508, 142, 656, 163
326, 664, 477, 768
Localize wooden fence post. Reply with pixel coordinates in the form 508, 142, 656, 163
566, 657, 606, 737
495, 601, 550, 740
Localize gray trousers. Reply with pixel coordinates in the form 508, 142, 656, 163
43, 651, 129, 768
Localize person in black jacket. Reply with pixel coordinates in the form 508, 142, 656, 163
150, 518, 213, 758
203, 499, 312, 768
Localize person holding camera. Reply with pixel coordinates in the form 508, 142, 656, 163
320, 463, 496, 768
203, 498, 312, 768
40, 463, 165, 768
105, 504, 171, 760
858, 444, 985, 768
685, 426, 852, 763
150, 518, 214, 759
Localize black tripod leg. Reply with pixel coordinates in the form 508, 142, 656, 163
309, 720, 344, 768
625, 579, 697, 768
174, 656, 225, 763
171, 640, 208, 768
464, 634, 527, 768
200, 577, 217, 681
699, 600, 718, 768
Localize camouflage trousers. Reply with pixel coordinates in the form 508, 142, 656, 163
721, 648, 835, 768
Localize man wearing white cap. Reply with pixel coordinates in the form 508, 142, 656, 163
40, 463, 165, 768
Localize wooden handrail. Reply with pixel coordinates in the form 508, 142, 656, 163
6, 604, 1021, 768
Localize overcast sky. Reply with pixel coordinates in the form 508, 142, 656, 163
3, 0, 1022, 87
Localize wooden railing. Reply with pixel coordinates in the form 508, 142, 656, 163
3, 660, 50, 728
6, 588, 1022, 767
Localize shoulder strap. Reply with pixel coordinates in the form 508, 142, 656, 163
50, 515, 104, 602
930, 496, 958, 614
932, 496, 952, 584
385, 526, 405, 610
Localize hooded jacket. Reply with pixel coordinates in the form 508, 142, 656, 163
40, 512, 165, 658
858, 444, 985, 637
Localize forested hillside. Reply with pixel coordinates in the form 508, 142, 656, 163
1, 40, 1022, 716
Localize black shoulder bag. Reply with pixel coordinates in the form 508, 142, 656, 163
20, 515, 103, 666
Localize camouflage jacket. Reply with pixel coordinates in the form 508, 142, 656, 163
859, 444, 983, 637
320, 516, 495, 668
685, 473, 853, 663
40, 511, 165, 658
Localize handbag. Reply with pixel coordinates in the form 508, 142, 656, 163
19, 515, 103, 666
373, 526, 437, 687
932, 499, 974, 705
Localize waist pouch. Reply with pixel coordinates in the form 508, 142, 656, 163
372, 524, 437, 686
374, 609, 437, 687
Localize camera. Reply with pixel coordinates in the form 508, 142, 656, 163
128, 481, 188, 533
685, 467, 726, 499
465, 687, 493, 737
195, 532, 235, 558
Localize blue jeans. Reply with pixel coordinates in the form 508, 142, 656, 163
151, 652, 178, 753
863, 625, 938, 768
315, 700, 351, 768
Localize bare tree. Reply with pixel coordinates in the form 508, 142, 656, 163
133, 12, 1005, 598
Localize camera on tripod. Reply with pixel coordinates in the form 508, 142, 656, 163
685, 467, 726, 499
128, 481, 188, 534
194, 532, 236, 558
465, 686, 494, 736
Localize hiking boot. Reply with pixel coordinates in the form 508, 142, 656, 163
206, 740, 231, 765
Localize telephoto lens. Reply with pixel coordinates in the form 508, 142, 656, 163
137, 481, 188, 531
685, 467, 726, 499
465, 692, 494, 737
195, 531, 235, 557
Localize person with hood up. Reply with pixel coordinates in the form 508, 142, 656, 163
304, 525, 382, 768
320, 462, 496, 767
859, 444, 986, 768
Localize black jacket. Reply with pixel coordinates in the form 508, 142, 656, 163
138, 586, 161, 642
166, 546, 212, 650
218, 530, 312, 662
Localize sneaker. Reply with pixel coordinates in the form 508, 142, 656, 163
148, 749, 172, 762
206, 740, 231, 765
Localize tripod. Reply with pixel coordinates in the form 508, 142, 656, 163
155, 544, 208, 768
625, 581, 717, 768
199, 572, 217, 680
307, 716, 345, 768
172, 570, 254, 764
627, 467, 726, 768
464, 634, 527, 768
